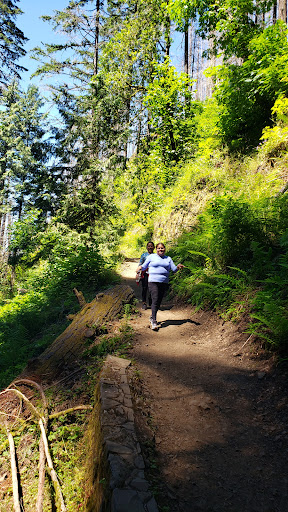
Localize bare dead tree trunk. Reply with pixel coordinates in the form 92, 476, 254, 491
94, 0, 100, 76
184, 26, 189, 75
278, 0, 287, 23
0, 214, 7, 258
191, 26, 197, 82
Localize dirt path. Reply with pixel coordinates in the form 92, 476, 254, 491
121, 259, 288, 512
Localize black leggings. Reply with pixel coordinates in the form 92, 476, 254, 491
148, 282, 169, 322
141, 272, 151, 304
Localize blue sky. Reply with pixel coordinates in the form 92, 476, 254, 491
17, 0, 185, 88
17, 0, 68, 90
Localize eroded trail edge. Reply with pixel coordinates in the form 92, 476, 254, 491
122, 259, 288, 512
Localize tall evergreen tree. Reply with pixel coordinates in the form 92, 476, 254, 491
0, 0, 27, 86
0, 82, 63, 221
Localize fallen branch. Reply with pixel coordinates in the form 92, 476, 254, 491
44, 368, 83, 390
5, 423, 22, 512
49, 405, 92, 420
0, 422, 28, 454
39, 418, 66, 512
0, 388, 41, 421
36, 436, 46, 512
233, 334, 254, 356
3, 382, 49, 511
12, 379, 48, 412
239, 334, 254, 351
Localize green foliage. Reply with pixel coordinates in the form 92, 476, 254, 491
260, 94, 288, 163
213, 22, 288, 150
167, 0, 197, 31
0, 0, 28, 85
207, 195, 269, 267
167, 185, 288, 351
168, 0, 274, 60
0, 222, 116, 388
84, 321, 134, 359
144, 59, 202, 163
0, 83, 63, 219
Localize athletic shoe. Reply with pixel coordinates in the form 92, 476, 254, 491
150, 317, 158, 330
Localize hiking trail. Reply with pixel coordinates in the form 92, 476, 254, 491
121, 259, 288, 512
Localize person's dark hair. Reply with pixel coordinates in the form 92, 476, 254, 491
156, 242, 165, 249
147, 241, 155, 248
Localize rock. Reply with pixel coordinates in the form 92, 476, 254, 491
134, 455, 145, 469
84, 328, 95, 338
107, 354, 132, 369
146, 497, 159, 512
130, 478, 150, 492
106, 441, 134, 455
102, 398, 120, 410
111, 489, 145, 512
108, 454, 131, 489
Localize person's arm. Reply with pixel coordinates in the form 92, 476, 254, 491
169, 257, 184, 273
137, 255, 151, 272
139, 253, 145, 265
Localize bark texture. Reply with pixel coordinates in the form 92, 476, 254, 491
19, 284, 134, 382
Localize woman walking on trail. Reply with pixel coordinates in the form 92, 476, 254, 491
138, 241, 155, 310
136, 243, 184, 331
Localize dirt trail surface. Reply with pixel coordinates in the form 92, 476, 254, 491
121, 259, 288, 512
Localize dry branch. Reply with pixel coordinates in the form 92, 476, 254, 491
5, 423, 22, 512
36, 437, 46, 512
12, 379, 48, 412
49, 405, 92, 420
39, 418, 66, 512
0, 388, 41, 420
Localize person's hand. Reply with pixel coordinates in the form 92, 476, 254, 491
177, 264, 184, 270
136, 266, 142, 272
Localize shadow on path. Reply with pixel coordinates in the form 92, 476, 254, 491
159, 318, 201, 328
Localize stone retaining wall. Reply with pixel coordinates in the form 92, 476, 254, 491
100, 355, 158, 512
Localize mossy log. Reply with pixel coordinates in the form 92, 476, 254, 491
20, 284, 134, 382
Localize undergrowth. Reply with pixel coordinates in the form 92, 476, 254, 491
0, 315, 135, 511
0, 222, 121, 389
168, 189, 288, 353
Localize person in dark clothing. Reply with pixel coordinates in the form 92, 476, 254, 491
138, 241, 155, 309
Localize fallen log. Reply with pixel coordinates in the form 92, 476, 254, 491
19, 284, 134, 382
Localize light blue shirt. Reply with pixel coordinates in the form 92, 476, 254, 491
141, 254, 178, 284
139, 252, 150, 265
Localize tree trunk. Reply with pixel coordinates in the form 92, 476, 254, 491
184, 26, 189, 75
18, 285, 134, 383
278, 0, 287, 23
94, 0, 100, 76
273, 2, 277, 23
191, 28, 197, 81
164, 8, 171, 57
